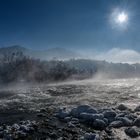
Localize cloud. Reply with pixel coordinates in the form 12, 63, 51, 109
94, 48, 140, 63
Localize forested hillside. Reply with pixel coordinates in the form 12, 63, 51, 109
0, 49, 140, 83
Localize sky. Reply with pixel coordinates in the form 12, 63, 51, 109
0, 0, 140, 53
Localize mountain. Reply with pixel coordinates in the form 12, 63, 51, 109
0, 45, 27, 55
0, 45, 80, 60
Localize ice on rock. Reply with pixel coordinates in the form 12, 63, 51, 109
80, 132, 100, 140
56, 108, 70, 119
92, 119, 107, 130
70, 105, 97, 118
125, 127, 139, 138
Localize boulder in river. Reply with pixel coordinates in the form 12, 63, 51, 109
116, 117, 132, 126
134, 105, 140, 112
125, 127, 139, 138
80, 132, 100, 140
109, 121, 123, 128
117, 104, 128, 111
103, 110, 116, 122
79, 113, 104, 123
70, 105, 97, 118
133, 117, 140, 127
56, 108, 70, 119
92, 119, 107, 130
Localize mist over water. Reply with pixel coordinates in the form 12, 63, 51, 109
0, 77, 139, 111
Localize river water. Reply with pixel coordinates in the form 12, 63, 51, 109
0, 78, 139, 111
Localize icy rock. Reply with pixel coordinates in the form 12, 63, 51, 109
20, 125, 30, 133
76, 105, 92, 112
71, 118, 79, 124
3, 129, 10, 135
12, 124, 20, 130
125, 127, 139, 138
117, 104, 128, 111
109, 121, 123, 128
68, 122, 75, 128
79, 113, 92, 122
103, 110, 116, 118
90, 114, 104, 121
98, 108, 112, 113
134, 105, 140, 112
79, 113, 104, 123
116, 113, 126, 118
84, 133, 96, 140
103, 110, 116, 122
6, 125, 11, 131
56, 108, 70, 119
70, 108, 78, 117
125, 114, 137, 121
116, 117, 132, 126
63, 117, 71, 122
86, 108, 98, 114
133, 117, 140, 127
103, 118, 108, 125
70, 105, 97, 117
92, 119, 107, 130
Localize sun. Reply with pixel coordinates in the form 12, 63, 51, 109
116, 12, 128, 24
110, 8, 129, 30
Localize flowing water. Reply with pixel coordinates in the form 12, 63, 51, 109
0, 78, 139, 111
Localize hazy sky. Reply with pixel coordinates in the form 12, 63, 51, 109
0, 0, 140, 51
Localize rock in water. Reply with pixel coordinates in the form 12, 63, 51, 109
79, 113, 92, 122
90, 114, 104, 121
109, 121, 123, 128
63, 117, 71, 122
92, 119, 106, 130
125, 114, 137, 121
80, 132, 99, 140
12, 124, 20, 130
71, 118, 79, 123
134, 105, 140, 112
79, 113, 104, 123
116, 117, 132, 126
71, 105, 97, 117
133, 118, 140, 127
125, 127, 139, 138
103, 110, 116, 122
56, 108, 70, 119
117, 104, 128, 111
86, 108, 98, 114
115, 113, 126, 118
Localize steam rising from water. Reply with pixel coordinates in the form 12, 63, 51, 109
78, 48, 140, 63
0, 78, 139, 111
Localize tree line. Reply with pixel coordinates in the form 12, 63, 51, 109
0, 51, 140, 83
